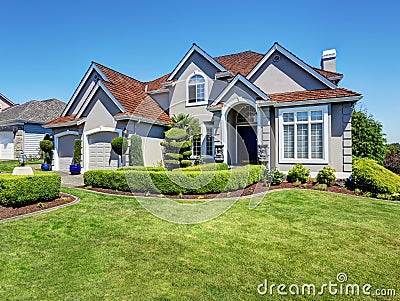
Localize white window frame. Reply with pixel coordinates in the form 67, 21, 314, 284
186, 71, 208, 107
205, 126, 214, 156
278, 104, 329, 164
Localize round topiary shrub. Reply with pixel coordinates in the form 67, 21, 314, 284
111, 137, 128, 156
316, 167, 336, 186
40, 140, 53, 153
287, 163, 310, 184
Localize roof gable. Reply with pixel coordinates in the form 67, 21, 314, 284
167, 44, 226, 81
211, 74, 270, 106
246, 43, 338, 89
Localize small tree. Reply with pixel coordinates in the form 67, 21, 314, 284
73, 139, 82, 165
384, 144, 400, 175
352, 109, 387, 163
111, 137, 128, 157
129, 134, 144, 166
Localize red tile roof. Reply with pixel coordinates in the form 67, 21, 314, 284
45, 115, 81, 126
312, 67, 343, 79
94, 63, 172, 123
214, 51, 264, 76
267, 88, 361, 103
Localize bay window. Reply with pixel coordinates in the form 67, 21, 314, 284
279, 105, 328, 163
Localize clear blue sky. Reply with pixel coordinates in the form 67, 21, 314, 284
0, 0, 399, 142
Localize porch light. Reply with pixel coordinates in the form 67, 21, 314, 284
123, 127, 128, 137
214, 145, 224, 163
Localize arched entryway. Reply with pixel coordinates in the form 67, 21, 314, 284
226, 104, 258, 165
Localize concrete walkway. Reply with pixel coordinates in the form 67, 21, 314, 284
55, 171, 84, 188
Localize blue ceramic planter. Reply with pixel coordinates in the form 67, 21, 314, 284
69, 164, 81, 175
41, 163, 52, 171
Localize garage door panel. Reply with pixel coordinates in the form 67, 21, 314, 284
0, 131, 14, 160
58, 134, 78, 171
88, 132, 119, 170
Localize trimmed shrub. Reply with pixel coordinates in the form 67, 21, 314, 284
84, 165, 265, 195
316, 167, 336, 186
73, 139, 82, 165
40, 140, 53, 164
129, 135, 144, 166
350, 158, 400, 194
176, 163, 229, 172
118, 166, 165, 172
111, 137, 128, 156
0, 173, 61, 206
164, 128, 187, 141
263, 168, 285, 186
287, 163, 310, 184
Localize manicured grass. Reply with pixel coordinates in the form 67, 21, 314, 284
0, 160, 42, 173
0, 189, 399, 300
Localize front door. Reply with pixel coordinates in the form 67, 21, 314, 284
237, 126, 257, 164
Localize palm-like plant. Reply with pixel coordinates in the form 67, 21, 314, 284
170, 113, 201, 137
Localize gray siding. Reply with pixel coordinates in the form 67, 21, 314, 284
23, 123, 52, 156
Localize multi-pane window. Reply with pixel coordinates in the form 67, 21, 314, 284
192, 136, 201, 157
206, 128, 214, 156
280, 106, 326, 162
188, 74, 206, 104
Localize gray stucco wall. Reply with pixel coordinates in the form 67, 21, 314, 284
250, 50, 330, 94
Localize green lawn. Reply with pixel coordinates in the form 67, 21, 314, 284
0, 159, 42, 173
0, 189, 399, 300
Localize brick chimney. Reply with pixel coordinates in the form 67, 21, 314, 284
321, 49, 336, 72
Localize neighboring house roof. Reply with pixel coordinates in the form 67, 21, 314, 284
93, 63, 172, 123
0, 98, 66, 125
267, 88, 361, 103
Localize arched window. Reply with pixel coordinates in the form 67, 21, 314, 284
236, 105, 257, 124
188, 74, 206, 104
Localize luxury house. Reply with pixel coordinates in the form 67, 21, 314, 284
45, 42, 362, 177
0, 99, 66, 159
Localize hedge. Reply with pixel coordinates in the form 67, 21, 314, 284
0, 173, 61, 206
174, 163, 229, 172
351, 158, 400, 194
84, 165, 265, 195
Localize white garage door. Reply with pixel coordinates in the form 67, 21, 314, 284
88, 132, 119, 170
0, 131, 14, 160
58, 134, 78, 171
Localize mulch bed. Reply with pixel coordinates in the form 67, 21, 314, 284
0, 193, 75, 221
80, 180, 357, 200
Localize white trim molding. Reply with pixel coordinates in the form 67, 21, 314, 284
211, 74, 270, 107
62, 62, 111, 117
167, 44, 226, 81
246, 43, 337, 89
76, 81, 126, 118
53, 130, 79, 171
185, 71, 209, 107
82, 126, 122, 172
278, 104, 329, 164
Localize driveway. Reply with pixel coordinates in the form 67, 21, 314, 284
55, 171, 84, 188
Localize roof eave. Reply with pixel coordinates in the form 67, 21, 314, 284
114, 114, 170, 126
273, 95, 363, 107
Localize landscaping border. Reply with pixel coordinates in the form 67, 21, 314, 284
0, 193, 80, 224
